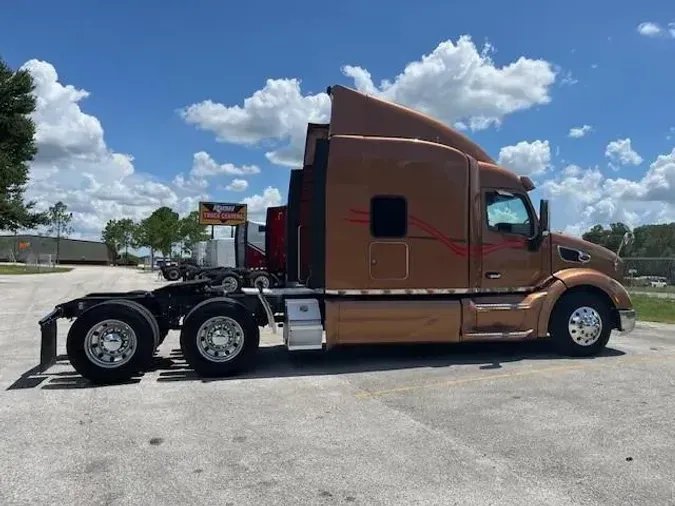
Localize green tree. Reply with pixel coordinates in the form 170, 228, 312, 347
117, 218, 137, 260
631, 223, 675, 258
46, 201, 73, 264
131, 218, 153, 266
133, 206, 180, 261
178, 211, 209, 255
582, 222, 631, 254
583, 222, 675, 259
101, 219, 124, 262
0, 57, 48, 231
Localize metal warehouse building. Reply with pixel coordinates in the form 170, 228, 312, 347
0, 234, 112, 265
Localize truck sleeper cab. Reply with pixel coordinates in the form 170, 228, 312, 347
37, 85, 636, 384
280, 85, 635, 357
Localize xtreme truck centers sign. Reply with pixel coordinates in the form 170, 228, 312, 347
198, 202, 248, 226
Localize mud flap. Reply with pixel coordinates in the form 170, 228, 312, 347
38, 309, 61, 372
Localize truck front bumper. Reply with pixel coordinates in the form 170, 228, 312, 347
618, 309, 636, 333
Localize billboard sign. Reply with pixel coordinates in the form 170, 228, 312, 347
198, 202, 248, 226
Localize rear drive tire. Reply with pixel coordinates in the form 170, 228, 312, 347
108, 299, 161, 350
179, 300, 260, 377
165, 267, 181, 281
250, 272, 271, 289
66, 302, 156, 384
214, 273, 242, 293
549, 292, 612, 357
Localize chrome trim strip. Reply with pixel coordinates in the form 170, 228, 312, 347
474, 303, 531, 311
464, 330, 534, 339
243, 286, 539, 297
324, 286, 536, 296
242, 286, 319, 296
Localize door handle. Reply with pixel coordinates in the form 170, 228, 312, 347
486, 272, 501, 279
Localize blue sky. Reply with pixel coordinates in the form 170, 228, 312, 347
1, 0, 674, 238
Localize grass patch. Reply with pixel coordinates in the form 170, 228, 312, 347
632, 294, 675, 324
0, 264, 73, 275
627, 285, 675, 294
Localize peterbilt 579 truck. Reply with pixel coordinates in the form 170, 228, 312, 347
37, 84, 636, 384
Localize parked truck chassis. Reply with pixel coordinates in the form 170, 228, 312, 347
37, 278, 636, 385
38, 280, 320, 383
159, 262, 282, 292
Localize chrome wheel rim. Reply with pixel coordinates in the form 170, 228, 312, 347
253, 275, 270, 289
221, 276, 239, 293
196, 316, 245, 362
568, 306, 603, 346
84, 319, 137, 368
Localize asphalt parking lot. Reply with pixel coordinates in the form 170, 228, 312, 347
1, 266, 674, 506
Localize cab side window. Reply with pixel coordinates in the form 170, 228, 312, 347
485, 190, 534, 236
371, 195, 407, 238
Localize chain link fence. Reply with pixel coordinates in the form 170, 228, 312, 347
25, 253, 56, 270
1, 237, 52, 265
622, 257, 675, 296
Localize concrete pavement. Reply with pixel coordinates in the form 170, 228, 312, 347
1, 266, 674, 505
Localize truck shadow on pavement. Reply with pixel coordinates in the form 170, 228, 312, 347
7, 341, 626, 390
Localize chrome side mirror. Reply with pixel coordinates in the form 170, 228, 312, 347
616, 231, 634, 257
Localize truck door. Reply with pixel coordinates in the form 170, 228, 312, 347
480, 188, 543, 290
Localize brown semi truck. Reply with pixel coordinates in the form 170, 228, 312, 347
38, 84, 636, 384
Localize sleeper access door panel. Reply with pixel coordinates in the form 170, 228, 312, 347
369, 242, 408, 281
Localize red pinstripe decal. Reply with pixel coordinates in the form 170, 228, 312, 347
346, 209, 525, 257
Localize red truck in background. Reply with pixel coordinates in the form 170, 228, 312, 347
231, 206, 287, 289
159, 206, 287, 292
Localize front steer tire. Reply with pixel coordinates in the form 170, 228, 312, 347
549, 291, 612, 357
180, 300, 260, 378
66, 301, 157, 384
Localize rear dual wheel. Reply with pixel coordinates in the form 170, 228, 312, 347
179, 300, 259, 378
210, 272, 242, 294
249, 272, 272, 289
164, 267, 181, 281
66, 300, 158, 384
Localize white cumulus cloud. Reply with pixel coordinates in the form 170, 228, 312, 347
16, 60, 280, 240
636, 21, 675, 38
190, 151, 261, 178
605, 138, 643, 167
241, 187, 283, 216
497, 140, 551, 176
223, 179, 249, 192
568, 125, 593, 138
180, 35, 558, 168
637, 22, 664, 37
541, 148, 675, 236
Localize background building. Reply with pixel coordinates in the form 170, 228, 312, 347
0, 234, 112, 265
